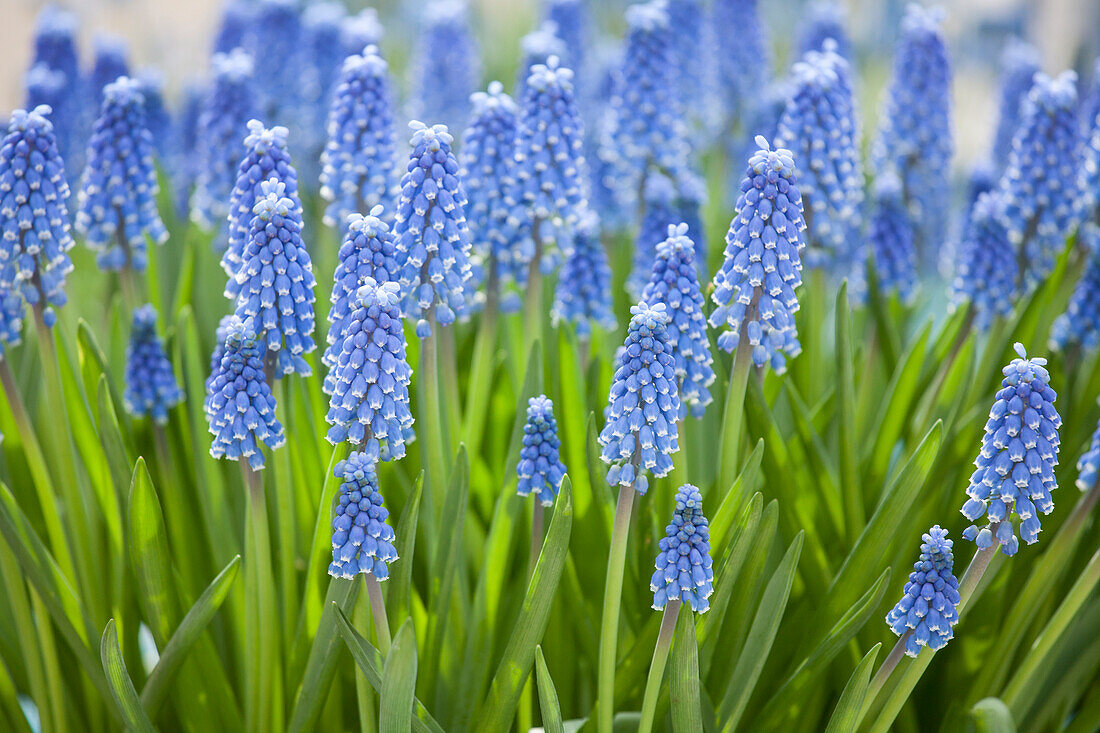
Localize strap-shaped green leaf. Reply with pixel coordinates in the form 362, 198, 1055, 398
380, 619, 418, 733
535, 645, 565, 733
823, 643, 880, 733
969, 698, 1017, 733
100, 620, 155, 733
670, 611, 702, 733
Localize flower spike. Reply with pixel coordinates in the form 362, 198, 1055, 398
329, 450, 398, 579
517, 395, 567, 506
651, 485, 714, 613
885, 526, 961, 656
124, 305, 184, 424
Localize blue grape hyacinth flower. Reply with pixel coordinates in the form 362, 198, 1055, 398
341, 8, 384, 57
775, 41, 863, 272
598, 302, 681, 495
950, 192, 1016, 329
203, 314, 236, 422
206, 316, 285, 470
1050, 225, 1100, 352
999, 70, 1080, 291
329, 450, 398, 580
325, 278, 415, 461
1075, 410, 1100, 491
124, 304, 183, 423
394, 121, 474, 338
30, 4, 81, 163
411, 0, 481, 133
323, 206, 400, 395
23, 65, 67, 133
1078, 80, 1100, 226
515, 24, 566, 103
191, 49, 257, 230
136, 69, 171, 164
231, 178, 316, 377
641, 223, 715, 419
551, 214, 615, 337
961, 343, 1062, 556
543, 0, 589, 76
243, 0, 306, 137
320, 45, 397, 232
213, 0, 253, 54
76, 76, 167, 272
868, 171, 917, 301
89, 35, 130, 101
651, 484, 713, 613
709, 136, 808, 374
0, 288, 24, 353
885, 526, 961, 656
796, 0, 852, 60
713, 0, 769, 126
992, 40, 1041, 166
462, 82, 529, 307
1, 105, 74, 327
517, 394, 567, 506
629, 170, 706, 299
222, 120, 302, 284
871, 4, 953, 254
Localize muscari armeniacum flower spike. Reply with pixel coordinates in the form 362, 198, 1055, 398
712, 0, 769, 126
999, 70, 1080, 291
517, 394, 567, 506
325, 278, 415, 460
642, 223, 715, 419
323, 206, 400, 395
23, 65, 67, 135
173, 83, 204, 219
329, 450, 398, 580
1081, 58, 1100, 133
992, 40, 1041, 166
191, 49, 257, 230
0, 287, 23, 353
30, 5, 82, 166
124, 304, 183, 423
960, 343, 1061, 556
301, 2, 347, 171
543, 0, 589, 76
89, 35, 130, 102
629, 170, 707, 300
462, 82, 529, 308
76, 76, 167, 272
1078, 78, 1100, 227
665, 0, 709, 115
598, 302, 681, 495
552, 213, 615, 337
949, 191, 1016, 329
244, 0, 306, 136
709, 136, 807, 374
341, 8, 384, 57
885, 526, 961, 656
775, 41, 863, 273
320, 45, 397, 232
871, 4, 953, 255
222, 120, 302, 285
394, 121, 474, 338
411, 0, 482, 133
231, 178, 316, 377
868, 171, 917, 301
1, 105, 74, 327
206, 315, 285, 470
1076, 407, 1100, 491
651, 484, 714, 612
796, 0, 853, 60
203, 314, 236, 421
1050, 224, 1100, 352
213, 0, 253, 53
515, 23, 567, 104
136, 69, 171, 164
940, 162, 997, 280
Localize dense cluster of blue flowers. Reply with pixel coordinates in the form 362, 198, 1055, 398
1050, 225, 1100, 351
885, 526, 961, 656
651, 484, 713, 613
124, 304, 183, 423
89, 36, 129, 101
713, 0, 769, 126
797, 0, 852, 59
411, 0, 481, 132
516, 395, 567, 506
552, 216, 615, 337
329, 450, 398, 580
629, 171, 705, 299
868, 172, 917, 301
992, 40, 1041, 166
950, 192, 1016, 328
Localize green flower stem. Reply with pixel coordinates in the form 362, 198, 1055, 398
462, 274, 500, 458
241, 459, 281, 733
437, 318, 461, 449
419, 320, 446, 538
598, 481, 637, 733
529, 503, 545, 581
0, 357, 76, 582
1002, 543, 1100, 718
523, 218, 545, 363
638, 601, 682, 733
364, 573, 392, 656
717, 328, 754, 494
153, 422, 202, 595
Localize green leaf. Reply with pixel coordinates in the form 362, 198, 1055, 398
389, 471, 424, 624
670, 611, 702, 733
535, 646, 565, 733
708, 440, 764, 552
823, 644, 880, 733
100, 619, 155, 733
127, 458, 177, 641
475, 477, 574, 732
380, 619, 419, 733
866, 323, 931, 481
333, 605, 446, 733
140, 555, 241, 718
717, 531, 804, 731
968, 698, 1017, 733
835, 281, 862, 541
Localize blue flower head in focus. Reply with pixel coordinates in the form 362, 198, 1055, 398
191, 49, 257, 229
552, 213, 615, 337
329, 450, 398, 580
999, 70, 1080, 291
949, 191, 1016, 329
124, 304, 183, 423
320, 45, 397, 232
222, 120, 302, 285
411, 0, 481, 132
709, 136, 807, 374
961, 343, 1061, 556
517, 395, 567, 506
203, 314, 237, 421
992, 40, 1041, 166
76, 77, 167, 272
325, 278, 415, 461
651, 484, 713, 613
598, 302, 681, 495
394, 121, 474, 338
323, 206, 400, 395
871, 4, 953, 254
775, 41, 863, 272
231, 178, 317, 377
868, 171, 917, 301
206, 316, 285, 470
642, 223, 715, 419
885, 526, 960, 656
0, 105, 74, 327
796, 0, 852, 59
1050, 225, 1100, 352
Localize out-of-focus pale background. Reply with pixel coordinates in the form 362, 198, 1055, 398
2, 0, 1098, 169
